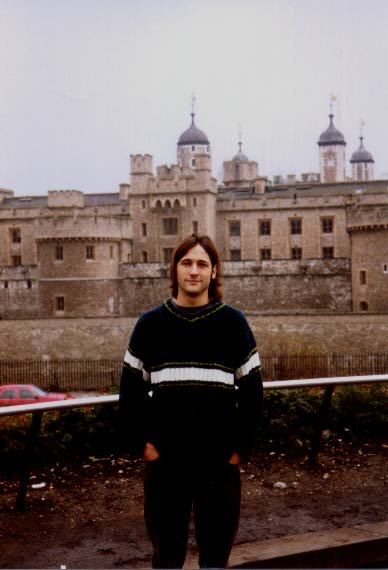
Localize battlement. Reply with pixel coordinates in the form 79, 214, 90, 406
0, 188, 14, 203
156, 164, 180, 179
130, 154, 153, 175
47, 190, 84, 208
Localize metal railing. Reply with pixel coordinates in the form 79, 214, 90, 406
1, 373, 388, 511
1, 353, 388, 390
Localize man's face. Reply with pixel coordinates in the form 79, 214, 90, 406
176, 244, 217, 304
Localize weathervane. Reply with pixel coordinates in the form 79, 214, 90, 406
238, 123, 242, 153
360, 118, 365, 138
191, 93, 196, 117
329, 93, 337, 115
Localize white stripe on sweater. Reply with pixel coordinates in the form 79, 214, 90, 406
151, 366, 234, 386
124, 350, 150, 381
235, 351, 261, 380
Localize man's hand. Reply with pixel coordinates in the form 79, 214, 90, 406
228, 452, 240, 465
143, 442, 161, 462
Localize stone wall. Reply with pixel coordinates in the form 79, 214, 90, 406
119, 259, 352, 315
1, 313, 388, 361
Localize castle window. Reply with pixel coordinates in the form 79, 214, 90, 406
174, 199, 180, 208
290, 219, 302, 235
109, 246, 114, 260
142, 251, 148, 262
383, 264, 388, 274
55, 296, 65, 312
259, 220, 271, 236
163, 248, 174, 264
141, 223, 147, 237
261, 248, 271, 261
360, 301, 368, 312
291, 247, 302, 260
229, 221, 241, 237
27, 279, 32, 289
321, 217, 334, 233
12, 255, 22, 267
359, 270, 367, 286
193, 197, 197, 207
141, 200, 146, 209
86, 245, 95, 260
4, 281, 8, 289
192, 146, 195, 151
193, 220, 198, 234
55, 245, 64, 261
322, 247, 334, 259
163, 217, 178, 235
230, 249, 241, 261
10, 228, 21, 243
191, 159, 196, 167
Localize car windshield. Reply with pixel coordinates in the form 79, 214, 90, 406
31, 387, 48, 396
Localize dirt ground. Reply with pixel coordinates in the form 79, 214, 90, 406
1, 440, 388, 569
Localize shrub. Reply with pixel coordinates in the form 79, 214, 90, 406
1, 384, 387, 467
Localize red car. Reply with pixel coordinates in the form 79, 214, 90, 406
0, 384, 74, 406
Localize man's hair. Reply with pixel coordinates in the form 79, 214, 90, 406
169, 234, 223, 302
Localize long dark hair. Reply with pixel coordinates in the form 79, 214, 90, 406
169, 234, 223, 302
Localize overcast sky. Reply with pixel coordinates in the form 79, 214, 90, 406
1, 0, 387, 196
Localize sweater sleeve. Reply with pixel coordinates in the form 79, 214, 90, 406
118, 318, 152, 456
234, 315, 264, 461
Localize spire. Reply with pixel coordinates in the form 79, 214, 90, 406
191, 92, 196, 126
350, 120, 374, 164
318, 103, 346, 146
177, 95, 210, 146
233, 124, 248, 162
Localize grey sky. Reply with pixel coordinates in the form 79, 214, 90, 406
1, 0, 387, 196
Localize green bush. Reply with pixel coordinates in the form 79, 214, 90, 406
331, 384, 388, 440
257, 389, 323, 453
1, 384, 387, 467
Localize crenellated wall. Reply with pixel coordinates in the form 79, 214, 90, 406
1, 313, 388, 361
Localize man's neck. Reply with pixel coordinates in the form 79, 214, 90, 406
174, 292, 210, 308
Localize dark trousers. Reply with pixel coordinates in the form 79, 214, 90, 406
144, 458, 241, 568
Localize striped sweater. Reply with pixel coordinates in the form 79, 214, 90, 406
119, 299, 263, 464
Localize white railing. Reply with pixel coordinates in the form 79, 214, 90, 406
1, 374, 387, 418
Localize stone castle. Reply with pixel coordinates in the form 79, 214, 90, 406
1, 109, 387, 319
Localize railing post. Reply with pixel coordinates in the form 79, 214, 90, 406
308, 384, 335, 464
16, 410, 43, 512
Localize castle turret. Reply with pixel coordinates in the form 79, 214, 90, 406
350, 133, 374, 181
223, 140, 259, 190
318, 113, 346, 183
130, 154, 154, 193
177, 110, 211, 171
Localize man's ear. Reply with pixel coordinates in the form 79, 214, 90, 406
211, 265, 217, 279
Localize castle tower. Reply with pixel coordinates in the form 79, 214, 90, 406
318, 113, 346, 183
223, 138, 258, 189
177, 104, 211, 171
350, 126, 374, 181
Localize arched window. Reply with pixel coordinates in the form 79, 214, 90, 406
165, 199, 171, 209
155, 199, 162, 209
174, 199, 180, 208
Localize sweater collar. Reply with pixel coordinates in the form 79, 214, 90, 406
164, 298, 224, 322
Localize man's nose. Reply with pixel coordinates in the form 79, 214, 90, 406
190, 263, 199, 274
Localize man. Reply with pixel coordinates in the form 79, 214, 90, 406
119, 234, 263, 568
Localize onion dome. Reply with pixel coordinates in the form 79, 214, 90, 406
233, 141, 248, 162
350, 137, 374, 163
318, 114, 346, 146
177, 113, 209, 146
